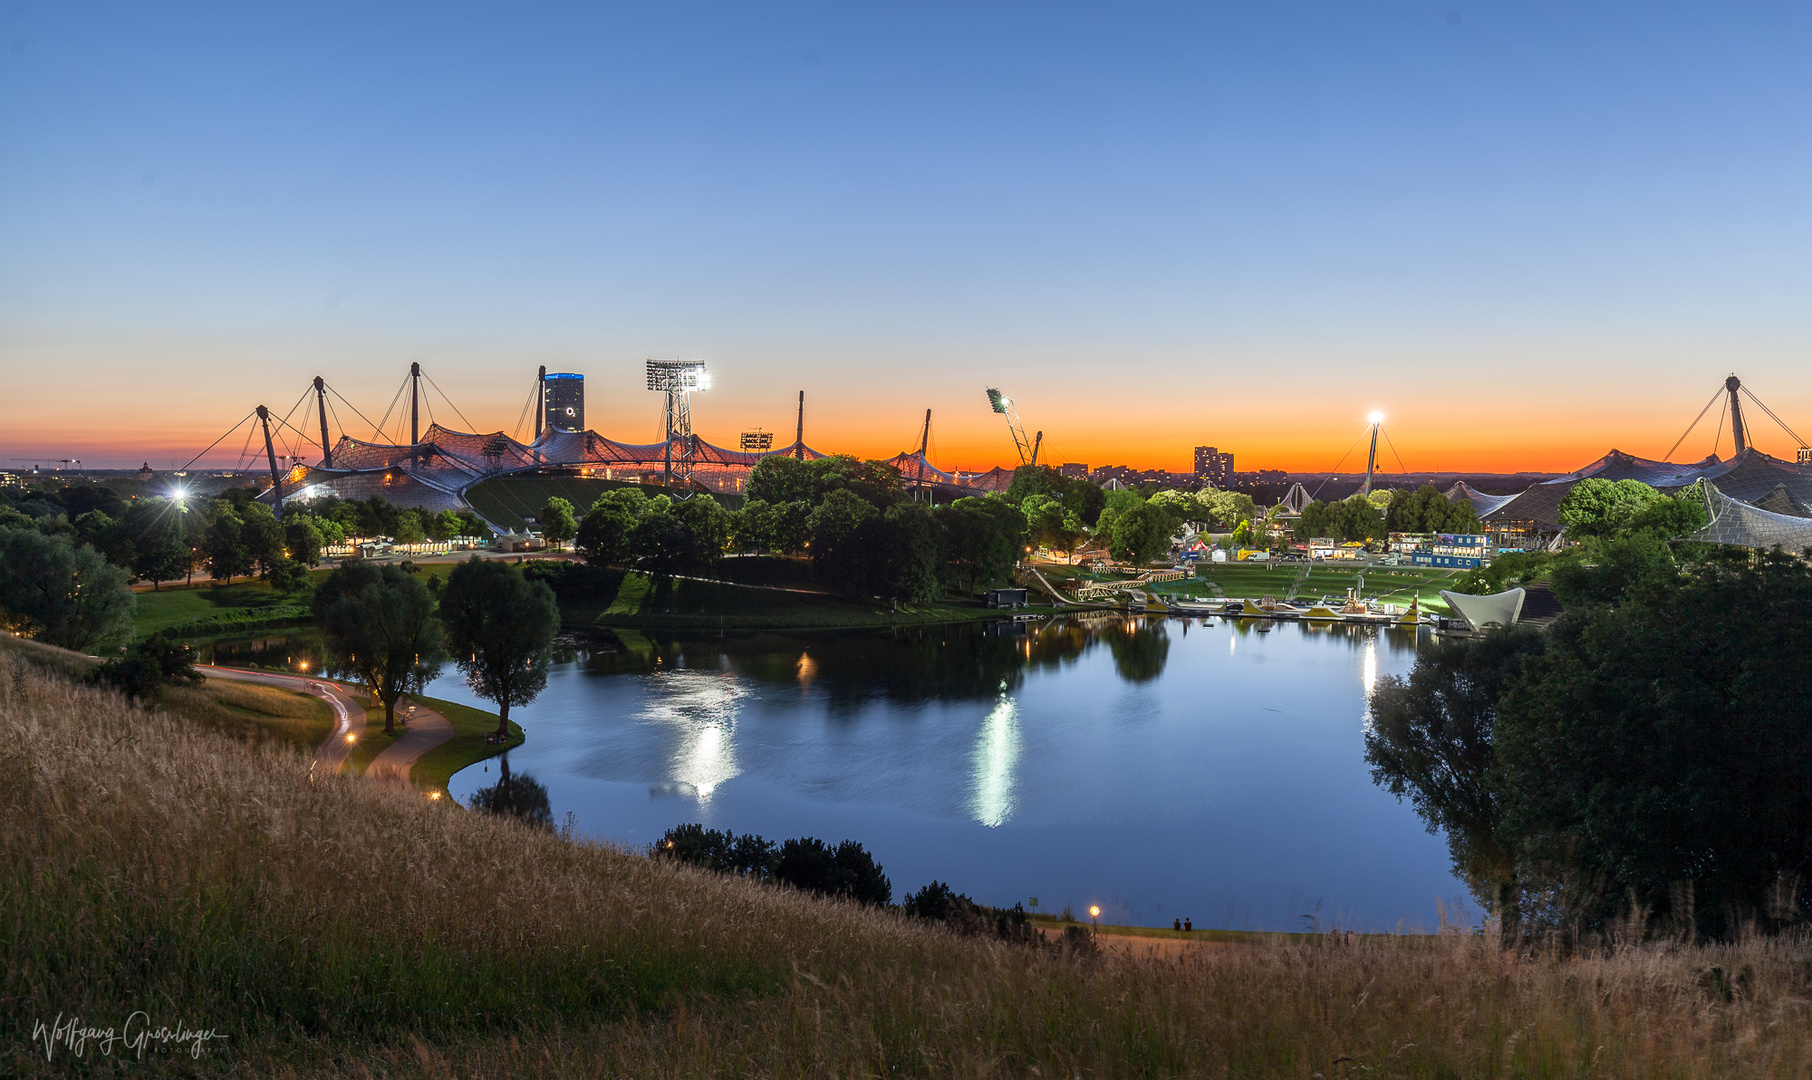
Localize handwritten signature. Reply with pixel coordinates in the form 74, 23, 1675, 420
31, 1011, 228, 1061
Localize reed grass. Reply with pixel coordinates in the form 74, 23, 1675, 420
3, 639, 1810, 1077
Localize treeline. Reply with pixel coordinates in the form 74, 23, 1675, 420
1292, 484, 1483, 544
0, 479, 489, 594
649, 823, 1091, 952
1364, 478, 1804, 941
559, 458, 1278, 604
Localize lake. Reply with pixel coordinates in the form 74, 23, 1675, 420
199, 616, 1466, 931
424, 612, 1471, 935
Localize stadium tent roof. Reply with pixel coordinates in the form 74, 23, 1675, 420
1443, 482, 1520, 518
1470, 448, 1812, 532
1682, 481, 1812, 551
1278, 482, 1313, 514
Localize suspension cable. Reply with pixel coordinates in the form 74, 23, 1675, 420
176, 410, 257, 473
422, 370, 479, 433
1311, 426, 1369, 500
1381, 428, 1410, 475
373, 373, 411, 445
1662, 385, 1725, 462
324, 384, 386, 444
1740, 386, 1809, 449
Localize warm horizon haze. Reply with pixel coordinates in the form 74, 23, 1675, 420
3, 2, 1809, 474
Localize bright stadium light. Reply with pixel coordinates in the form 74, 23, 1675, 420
646, 360, 710, 393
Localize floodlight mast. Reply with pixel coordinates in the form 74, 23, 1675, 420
986, 388, 1038, 466
647, 360, 710, 498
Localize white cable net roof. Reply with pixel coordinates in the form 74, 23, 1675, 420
1438, 588, 1526, 631
1682, 482, 1812, 551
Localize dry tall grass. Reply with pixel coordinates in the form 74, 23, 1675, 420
3, 643, 1810, 1077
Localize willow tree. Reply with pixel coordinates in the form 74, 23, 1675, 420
438, 557, 560, 740
312, 563, 446, 734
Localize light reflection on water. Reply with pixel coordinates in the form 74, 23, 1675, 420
968, 693, 1020, 828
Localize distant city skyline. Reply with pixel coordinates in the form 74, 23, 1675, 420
4, 3, 1809, 472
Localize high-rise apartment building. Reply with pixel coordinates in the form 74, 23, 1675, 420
1058, 462, 1089, 480
1194, 446, 1234, 487
543, 373, 584, 433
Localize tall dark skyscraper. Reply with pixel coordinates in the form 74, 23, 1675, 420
543, 372, 584, 432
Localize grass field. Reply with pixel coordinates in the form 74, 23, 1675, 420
133, 579, 313, 637
6, 636, 1811, 1077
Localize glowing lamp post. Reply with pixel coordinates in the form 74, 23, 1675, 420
1088, 905, 1101, 926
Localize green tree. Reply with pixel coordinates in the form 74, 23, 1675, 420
205, 505, 250, 582
88, 631, 203, 702
576, 489, 647, 565
115, 499, 192, 589
1366, 627, 1546, 939
1557, 478, 1664, 540
538, 496, 578, 550
934, 497, 1027, 592
438, 557, 561, 740
0, 529, 136, 651
312, 563, 447, 734
1496, 550, 1812, 936
1109, 501, 1173, 564
672, 495, 731, 567
627, 502, 695, 579
731, 499, 779, 553
843, 501, 945, 605
238, 503, 285, 579
283, 517, 325, 567
774, 836, 891, 905
268, 557, 312, 594
393, 508, 427, 545
806, 489, 879, 585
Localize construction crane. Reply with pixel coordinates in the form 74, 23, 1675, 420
985, 388, 1042, 467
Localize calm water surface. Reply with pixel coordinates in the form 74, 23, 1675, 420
200, 617, 1465, 929
422, 616, 1466, 931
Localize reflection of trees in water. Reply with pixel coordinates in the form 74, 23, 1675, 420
581, 618, 1165, 708
1099, 621, 1170, 683
468, 756, 553, 830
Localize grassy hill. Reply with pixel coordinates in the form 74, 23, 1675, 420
3, 634, 1806, 1076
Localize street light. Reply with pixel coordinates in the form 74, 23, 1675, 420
1088, 904, 1101, 926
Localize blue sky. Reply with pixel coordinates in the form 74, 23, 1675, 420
2, 2, 1809, 469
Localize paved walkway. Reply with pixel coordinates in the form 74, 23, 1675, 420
199, 665, 370, 773
198, 666, 459, 782
365, 699, 456, 782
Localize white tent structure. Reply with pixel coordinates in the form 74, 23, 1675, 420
1682, 481, 1812, 551
1438, 587, 1527, 632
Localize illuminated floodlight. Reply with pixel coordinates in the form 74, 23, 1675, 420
1368, 411, 1385, 426
646, 360, 710, 393
986, 388, 1009, 414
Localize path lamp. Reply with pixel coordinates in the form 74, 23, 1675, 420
1088, 905, 1100, 926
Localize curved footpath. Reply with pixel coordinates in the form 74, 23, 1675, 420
197, 666, 454, 781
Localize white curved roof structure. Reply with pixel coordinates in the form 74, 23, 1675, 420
1438, 588, 1526, 632
1682, 481, 1812, 551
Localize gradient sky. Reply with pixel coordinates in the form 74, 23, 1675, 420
2, 2, 1810, 473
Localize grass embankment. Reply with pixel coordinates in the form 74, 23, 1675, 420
597, 571, 1064, 632
167, 678, 338, 753
5, 638, 1811, 1076
344, 692, 524, 792
133, 579, 312, 637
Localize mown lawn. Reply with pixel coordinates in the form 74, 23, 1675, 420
134, 580, 312, 637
